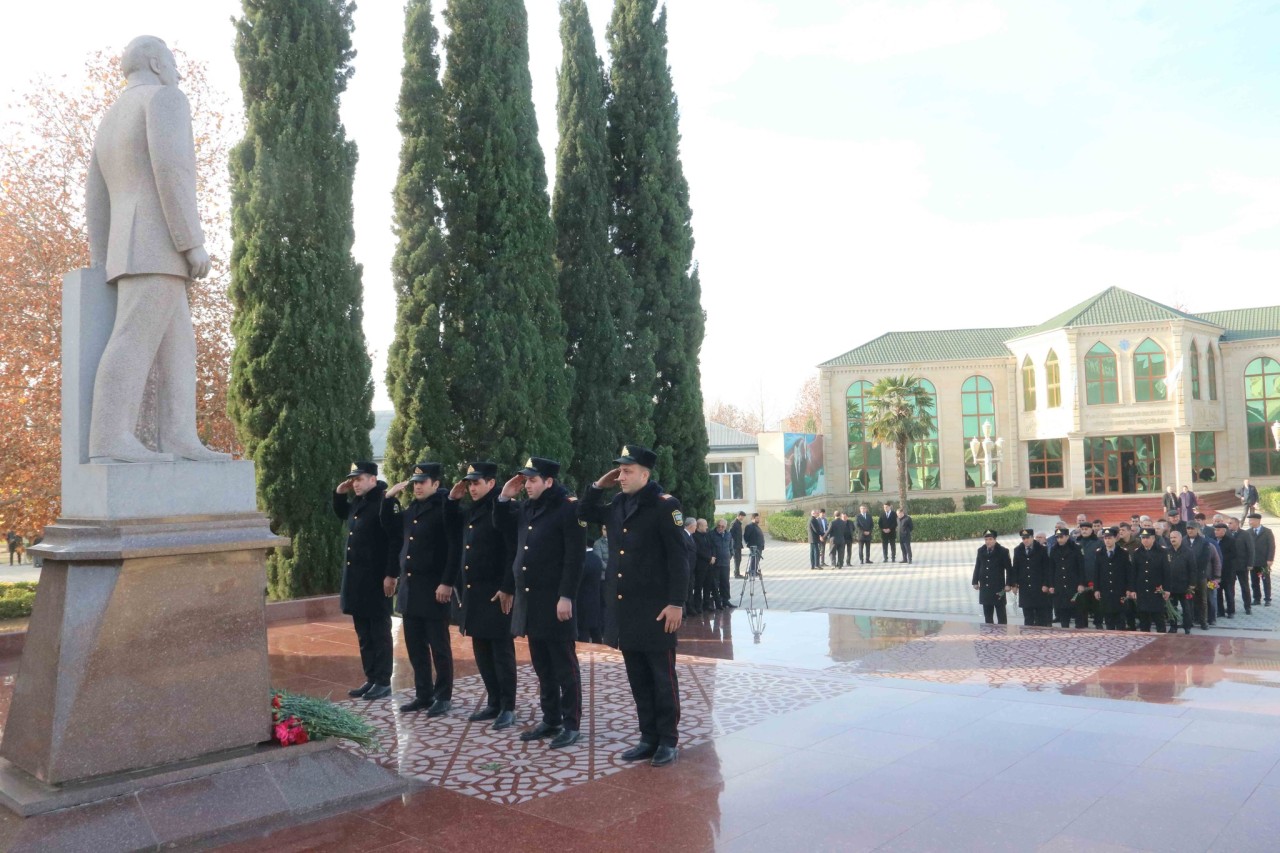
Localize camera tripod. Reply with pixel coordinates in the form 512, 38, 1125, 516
736, 547, 769, 610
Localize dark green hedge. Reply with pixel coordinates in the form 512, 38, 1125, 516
1260, 487, 1280, 517
0, 582, 37, 621
767, 501, 1027, 544
903, 497, 956, 515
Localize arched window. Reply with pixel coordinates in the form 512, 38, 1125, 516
845, 380, 882, 493
908, 379, 940, 491
962, 375, 997, 487
1208, 345, 1218, 401
1021, 356, 1036, 411
1084, 342, 1118, 405
1245, 357, 1280, 476
1133, 338, 1167, 402
1190, 341, 1201, 400
1045, 349, 1061, 408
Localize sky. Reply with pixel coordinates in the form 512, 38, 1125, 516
5, 0, 1280, 425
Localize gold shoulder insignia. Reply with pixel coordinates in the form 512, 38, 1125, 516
660, 494, 675, 501
567, 496, 578, 502
672, 509, 684, 527
578, 520, 587, 528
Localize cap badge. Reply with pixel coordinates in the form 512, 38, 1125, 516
350, 463, 358, 473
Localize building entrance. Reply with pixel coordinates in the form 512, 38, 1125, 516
1086, 435, 1161, 496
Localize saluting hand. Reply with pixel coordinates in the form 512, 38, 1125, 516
595, 468, 621, 490
448, 481, 468, 501
336, 479, 353, 495
657, 605, 683, 633
385, 480, 410, 499
500, 474, 526, 500
492, 590, 513, 615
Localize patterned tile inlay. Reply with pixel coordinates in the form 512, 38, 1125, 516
336, 648, 858, 804
834, 625, 1158, 689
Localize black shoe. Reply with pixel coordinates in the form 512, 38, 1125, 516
364, 684, 392, 701
348, 682, 374, 698
620, 741, 657, 761
426, 699, 452, 717
1267, 601, 1273, 607
519, 721, 563, 742
1254, 599, 1262, 606
724, 601, 737, 609
1246, 608, 1253, 615
651, 745, 678, 767
1227, 613, 1235, 618
1199, 624, 1209, 631
398, 697, 430, 713
492, 710, 515, 730
734, 573, 743, 579
469, 706, 501, 722
548, 729, 580, 749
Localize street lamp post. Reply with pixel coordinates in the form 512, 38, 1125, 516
969, 420, 1004, 510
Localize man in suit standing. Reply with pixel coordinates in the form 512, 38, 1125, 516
380, 462, 459, 716
898, 508, 915, 564
828, 512, 849, 568
1247, 513, 1275, 607
854, 504, 874, 565
1239, 479, 1260, 518
579, 445, 689, 767
494, 458, 585, 749
85, 35, 227, 463
333, 462, 400, 702
808, 510, 825, 570
447, 462, 517, 730
1229, 516, 1256, 614
878, 502, 898, 563
730, 511, 745, 578
972, 530, 1011, 624
744, 513, 765, 558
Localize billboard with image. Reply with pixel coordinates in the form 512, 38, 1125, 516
784, 433, 825, 500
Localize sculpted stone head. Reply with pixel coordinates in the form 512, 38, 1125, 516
122, 35, 178, 86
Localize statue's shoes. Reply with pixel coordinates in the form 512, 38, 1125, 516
163, 444, 232, 462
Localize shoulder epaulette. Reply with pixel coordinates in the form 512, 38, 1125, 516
660, 494, 675, 501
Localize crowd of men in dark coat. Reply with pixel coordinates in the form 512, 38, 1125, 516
974, 510, 1276, 631
333, 444, 693, 767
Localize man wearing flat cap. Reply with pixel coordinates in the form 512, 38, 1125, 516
494, 457, 585, 749
447, 462, 518, 730
334, 462, 401, 701
972, 530, 1011, 624
381, 462, 459, 715
578, 444, 689, 767
1247, 513, 1274, 608
1011, 528, 1052, 627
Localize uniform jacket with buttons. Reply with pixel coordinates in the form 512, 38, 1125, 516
1130, 544, 1168, 612
578, 481, 690, 652
379, 487, 459, 621
972, 542, 1011, 606
1049, 538, 1083, 606
1094, 545, 1131, 615
333, 482, 401, 617
447, 490, 514, 640
1011, 540, 1051, 608
495, 483, 585, 641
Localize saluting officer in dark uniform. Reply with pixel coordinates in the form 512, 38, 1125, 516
447, 462, 518, 731
1011, 528, 1052, 626
1094, 528, 1131, 631
494, 457, 585, 750
1131, 527, 1168, 633
972, 529, 1011, 624
333, 461, 401, 701
380, 462, 459, 716
578, 445, 689, 768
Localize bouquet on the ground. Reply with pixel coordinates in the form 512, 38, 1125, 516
270, 690, 378, 748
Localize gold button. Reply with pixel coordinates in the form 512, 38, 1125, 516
467, 584, 472, 589
522, 567, 527, 572
623, 529, 628, 533
524, 546, 529, 550
528, 525, 533, 530
407, 572, 412, 577
407, 555, 411, 559
409, 536, 414, 540
346, 561, 351, 566
469, 524, 474, 529
619, 550, 625, 556
525, 588, 530, 592
354, 515, 358, 519
617, 573, 622, 578
617, 594, 623, 600
466, 545, 471, 550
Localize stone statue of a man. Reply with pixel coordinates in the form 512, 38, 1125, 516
85, 35, 228, 463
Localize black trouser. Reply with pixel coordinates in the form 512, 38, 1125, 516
716, 562, 731, 605
7, 549, 16, 565
1138, 611, 1166, 633
844, 542, 854, 565
471, 635, 517, 712
1167, 596, 1193, 632
691, 561, 711, 608
1022, 605, 1052, 627
1124, 598, 1138, 630
809, 541, 822, 568
622, 647, 681, 748
830, 541, 845, 567
403, 615, 453, 701
1222, 570, 1251, 614
900, 537, 913, 563
881, 535, 896, 562
1251, 568, 1271, 604
528, 637, 581, 731
732, 548, 742, 577
981, 600, 1007, 624
1100, 611, 1123, 630
352, 612, 393, 685
1056, 603, 1086, 629
858, 537, 871, 563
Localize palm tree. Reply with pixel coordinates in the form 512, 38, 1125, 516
865, 375, 935, 511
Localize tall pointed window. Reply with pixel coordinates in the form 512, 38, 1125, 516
1133, 338, 1167, 402
1207, 345, 1218, 401
1189, 341, 1201, 400
1045, 349, 1061, 408
1085, 343, 1118, 405
962, 375, 997, 488
1245, 357, 1280, 476
845, 380, 882, 492
1021, 357, 1036, 411
908, 379, 940, 490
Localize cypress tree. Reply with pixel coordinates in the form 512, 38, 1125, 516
430, 0, 572, 475
553, 0, 634, 492
229, 0, 373, 599
384, 0, 448, 484
607, 0, 712, 515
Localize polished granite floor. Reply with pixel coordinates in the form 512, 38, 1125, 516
5, 609, 1280, 852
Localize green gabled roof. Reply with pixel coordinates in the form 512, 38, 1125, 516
1196, 305, 1280, 341
819, 327, 1032, 368
1014, 286, 1209, 339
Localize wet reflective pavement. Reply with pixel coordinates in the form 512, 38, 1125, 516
5, 609, 1280, 851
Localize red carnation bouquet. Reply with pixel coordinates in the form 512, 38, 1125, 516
270, 690, 377, 748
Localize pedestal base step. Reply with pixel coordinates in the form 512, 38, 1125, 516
0, 740, 412, 852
